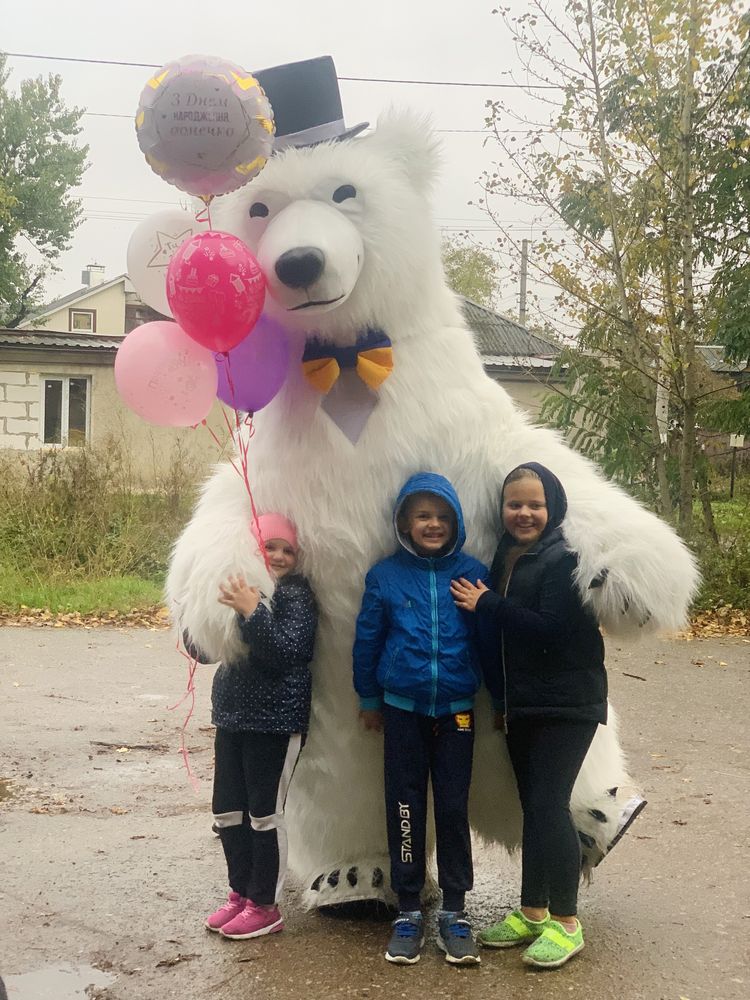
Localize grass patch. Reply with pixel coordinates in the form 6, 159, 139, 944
692, 493, 750, 610
0, 441, 196, 616
0, 567, 163, 614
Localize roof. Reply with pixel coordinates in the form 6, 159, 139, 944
697, 344, 749, 375
0, 330, 123, 351
460, 297, 561, 368
2, 297, 560, 370
17, 274, 129, 326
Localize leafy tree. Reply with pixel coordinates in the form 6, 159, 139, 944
442, 237, 500, 307
478, 0, 749, 539
699, 22, 750, 434
0, 54, 88, 327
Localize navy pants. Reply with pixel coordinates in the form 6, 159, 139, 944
383, 704, 474, 913
506, 717, 598, 916
212, 727, 303, 906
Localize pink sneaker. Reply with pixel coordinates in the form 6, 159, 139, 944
220, 902, 284, 940
205, 891, 248, 932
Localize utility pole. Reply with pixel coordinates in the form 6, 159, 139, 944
519, 239, 528, 327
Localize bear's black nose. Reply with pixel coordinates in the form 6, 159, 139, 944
275, 247, 326, 289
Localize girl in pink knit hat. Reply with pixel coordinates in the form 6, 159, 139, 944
186, 513, 318, 941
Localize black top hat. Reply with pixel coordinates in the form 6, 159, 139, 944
253, 55, 368, 150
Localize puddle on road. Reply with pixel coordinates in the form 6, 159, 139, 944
0, 778, 18, 803
5, 964, 115, 999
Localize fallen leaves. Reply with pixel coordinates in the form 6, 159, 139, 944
678, 605, 750, 638
0, 605, 170, 629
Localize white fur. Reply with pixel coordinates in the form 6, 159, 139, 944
168, 112, 698, 904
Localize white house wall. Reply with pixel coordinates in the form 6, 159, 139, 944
0, 360, 229, 484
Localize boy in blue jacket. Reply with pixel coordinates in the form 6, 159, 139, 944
353, 472, 487, 966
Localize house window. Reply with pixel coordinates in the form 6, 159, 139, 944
41, 376, 90, 446
69, 309, 96, 332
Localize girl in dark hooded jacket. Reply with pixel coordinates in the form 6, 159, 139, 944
451, 462, 606, 969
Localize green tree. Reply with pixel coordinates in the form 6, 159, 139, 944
442, 237, 499, 307
478, 0, 748, 539
0, 54, 88, 327
699, 24, 750, 435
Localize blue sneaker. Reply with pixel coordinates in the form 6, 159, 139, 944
436, 911, 481, 965
385, 911, 424, 964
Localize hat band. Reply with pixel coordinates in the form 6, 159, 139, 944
273, 118, 347, 150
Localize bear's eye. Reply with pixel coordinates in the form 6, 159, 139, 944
332, 184, 356, 203
249, 202, 269, 218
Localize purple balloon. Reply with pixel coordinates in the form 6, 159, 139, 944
215, 315, 290, 412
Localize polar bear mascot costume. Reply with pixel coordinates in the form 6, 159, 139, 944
168, 57, 698, 909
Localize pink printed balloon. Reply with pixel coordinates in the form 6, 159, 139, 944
167, 230, 266, 353
114, 321, 218, 427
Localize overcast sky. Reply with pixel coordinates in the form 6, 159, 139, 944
5, 0, 563, 319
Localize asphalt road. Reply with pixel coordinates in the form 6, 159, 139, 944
0, 626, 748, 1000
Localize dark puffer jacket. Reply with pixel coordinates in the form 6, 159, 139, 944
476, 463, 608, 725
186, 573, 317, 735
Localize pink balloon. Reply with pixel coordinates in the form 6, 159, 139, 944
167, 231, 266, 353
115, 321, 218, 427
215, 315, 291, 412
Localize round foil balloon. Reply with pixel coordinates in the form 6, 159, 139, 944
167, 230, 266, 353
135, 54, 275, 199
127, 209, 206, 316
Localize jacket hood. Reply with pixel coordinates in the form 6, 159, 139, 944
394, 472, 466, 559
502, 462, 568, 539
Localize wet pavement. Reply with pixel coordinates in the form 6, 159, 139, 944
0, 626, 748, 1000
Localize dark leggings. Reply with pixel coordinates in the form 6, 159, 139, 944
506, 717, 598, 916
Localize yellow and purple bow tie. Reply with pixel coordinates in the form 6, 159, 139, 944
302, 329, 394, 394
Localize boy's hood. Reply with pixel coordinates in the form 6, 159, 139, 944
393, 472, 466, 559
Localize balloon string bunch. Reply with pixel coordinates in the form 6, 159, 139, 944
198, 352, 272, 577
169, 636, 201, 794
223, 355, 272, 574
174, 372, 272, 791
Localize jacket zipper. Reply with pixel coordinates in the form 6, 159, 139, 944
429, 561, 439, 714
501, 564, 514, 734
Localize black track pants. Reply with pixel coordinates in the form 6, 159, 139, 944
212, 727, 303, 906
383, 704, 474, 913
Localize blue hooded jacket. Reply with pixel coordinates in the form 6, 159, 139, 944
353, 473, 488, 717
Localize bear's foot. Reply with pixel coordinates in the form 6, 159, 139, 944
303, 857, 441, 914
304, 857, 396, 911
578, 788, 648, 879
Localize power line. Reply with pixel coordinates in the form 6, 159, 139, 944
81, 112, 581, 139
3, 51, 563, 89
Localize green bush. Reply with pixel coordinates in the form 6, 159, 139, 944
0, 439, 199, 591
692, 493, 750, 610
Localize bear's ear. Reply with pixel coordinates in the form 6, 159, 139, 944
363, 109, 441, 191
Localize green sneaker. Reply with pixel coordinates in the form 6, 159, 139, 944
521, 919, 584, 968
478, 909, 549, 949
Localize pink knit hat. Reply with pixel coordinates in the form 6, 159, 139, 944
251, 513, 298, 552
